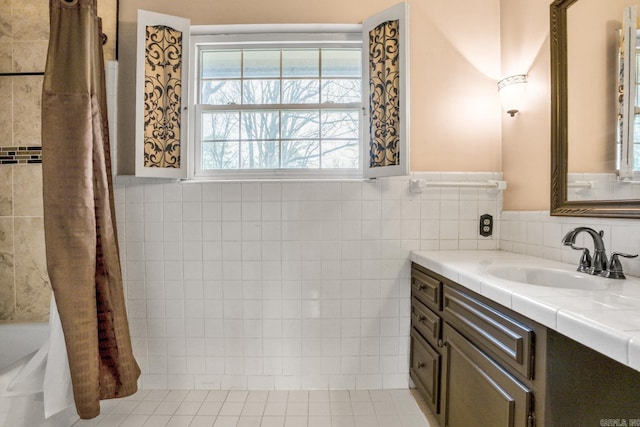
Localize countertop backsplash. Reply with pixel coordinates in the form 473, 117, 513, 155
500, 210, 640, 278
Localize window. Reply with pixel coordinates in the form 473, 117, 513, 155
135, 4, 409, 180
192, 34, 363, 179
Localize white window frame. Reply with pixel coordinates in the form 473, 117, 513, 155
188, 25, 364, 181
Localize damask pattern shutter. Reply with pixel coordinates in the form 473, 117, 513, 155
136, 10, 190, 178
369, 19, 400, 168
362, 3, 410, 179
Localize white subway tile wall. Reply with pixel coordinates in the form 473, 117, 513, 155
500, 211, 640, 277
115, 172, 502, 390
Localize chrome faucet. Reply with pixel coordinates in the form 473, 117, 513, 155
562, 227, 638, 278
561, 227, 608, 275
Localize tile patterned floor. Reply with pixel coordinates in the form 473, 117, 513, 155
72, 389, 437, 427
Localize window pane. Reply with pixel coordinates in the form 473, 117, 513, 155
203, 141, 240, 169
322, 140, 359, 168
321, 110, 359, 139
321, 49, 361, 77
243, 80, 281, 104
282, 140, 320, 168
244, 50, 280, 78
282, 111, 320, 139
283, 79, 320, 104
202, 50, 241, 78
197, 43, 362, 173
201, 80, 241, 105
282, 49, 319, 77
202, 112, 240, 141
241, 111, 280, 140
321, 79, 361, 103
241, 141, 280, 168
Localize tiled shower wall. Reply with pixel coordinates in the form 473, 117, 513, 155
115, 172, 503, 389
0, 0, 117, 322
0, 0, 50, 322
0, 165, 50, 321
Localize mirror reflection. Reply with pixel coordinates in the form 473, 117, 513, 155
566, 0, 640, 201
616, 6, 640, 179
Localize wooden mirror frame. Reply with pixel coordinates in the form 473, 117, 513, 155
550, 0, 640, 218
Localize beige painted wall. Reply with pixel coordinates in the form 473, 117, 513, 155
500, 0, 552, 210
117, 0, 503, 176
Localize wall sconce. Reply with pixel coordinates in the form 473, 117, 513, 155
497, 74, 528, 117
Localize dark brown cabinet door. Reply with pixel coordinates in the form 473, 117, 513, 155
410, 328, 441, 415
441, 323, 533, 427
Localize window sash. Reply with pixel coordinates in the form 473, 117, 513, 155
191, 36, 363, 179
194, 103, 361, 177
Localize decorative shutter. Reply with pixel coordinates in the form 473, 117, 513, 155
136, 10, 190, 178
362, 2, 410, 179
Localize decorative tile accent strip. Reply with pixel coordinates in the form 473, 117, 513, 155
0, 146, 42, 164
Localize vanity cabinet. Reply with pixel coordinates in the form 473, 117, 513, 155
410, 263, 543, 427
410, 261, 640, 426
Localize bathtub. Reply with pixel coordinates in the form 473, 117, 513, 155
0, 322, 49, 371
0, 322, 78, 427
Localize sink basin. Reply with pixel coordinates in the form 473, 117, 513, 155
486, 265, 610, 290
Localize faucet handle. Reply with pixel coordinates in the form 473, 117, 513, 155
567, 244, 592, 273
575, 247, 592, 273
602, 252, 638, 279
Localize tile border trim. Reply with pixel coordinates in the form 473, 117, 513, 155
0, 146, 42, 165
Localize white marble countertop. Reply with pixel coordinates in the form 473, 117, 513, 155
410, 250, 640, 373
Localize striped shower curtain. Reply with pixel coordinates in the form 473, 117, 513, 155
41, 0, 140, 419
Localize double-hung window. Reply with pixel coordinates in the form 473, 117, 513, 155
193, 31, 363, 179
135, 4, 409, 181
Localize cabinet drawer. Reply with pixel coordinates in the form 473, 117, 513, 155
411, 266, 441, 312
443, 286, 534, 379
410, 328, 440, 415
412, 297, 441, 348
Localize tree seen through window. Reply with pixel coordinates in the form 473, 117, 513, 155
197, 47, 362, 171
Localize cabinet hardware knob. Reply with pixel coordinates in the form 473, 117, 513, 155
438, 339, 443, 347
419, 284, 427, 291
417, 362, 425, 369
418, 315, 426, 322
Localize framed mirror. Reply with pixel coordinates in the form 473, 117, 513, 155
550, 0, 640, 218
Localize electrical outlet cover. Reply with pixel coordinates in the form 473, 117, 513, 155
480, 214, 493, 237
